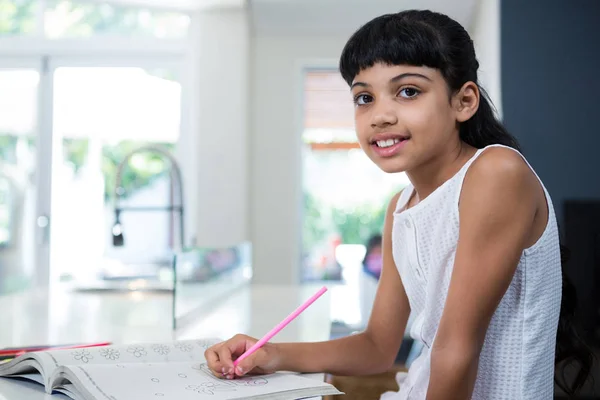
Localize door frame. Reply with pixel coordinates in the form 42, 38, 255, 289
0, 56, 51, 289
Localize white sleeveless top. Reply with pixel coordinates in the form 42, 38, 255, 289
388, 144, 562, 400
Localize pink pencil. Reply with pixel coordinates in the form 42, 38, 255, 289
233, 286, 328, 368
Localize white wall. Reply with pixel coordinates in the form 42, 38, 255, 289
183, 8, 250, 249
248, 8, 501, 285
470, 0, 502, 118
195, 4, 496, 285
249, 35, 347, 284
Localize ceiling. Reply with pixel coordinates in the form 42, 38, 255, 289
80, 0, 478, 37
80, 0, 245, 11
248, 0, 479, 37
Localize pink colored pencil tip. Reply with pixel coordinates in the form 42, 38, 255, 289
233, 286, 328, 368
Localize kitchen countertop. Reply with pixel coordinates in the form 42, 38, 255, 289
0, 283, 334, 399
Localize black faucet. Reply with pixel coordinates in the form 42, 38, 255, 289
111, 145, 185, 251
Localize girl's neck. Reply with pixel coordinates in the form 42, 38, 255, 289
406, 141, 477, 206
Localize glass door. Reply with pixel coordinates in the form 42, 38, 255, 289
0, 58, 48, 295
47, 57, 184, 290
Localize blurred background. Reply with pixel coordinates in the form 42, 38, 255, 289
0, 0, 598, 397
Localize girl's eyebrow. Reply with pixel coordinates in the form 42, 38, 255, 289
390, 72, 432, 83
351, 72, 432, 90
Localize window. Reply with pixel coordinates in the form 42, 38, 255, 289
301, 69, 408, 282
303, 70, 358, 146
0, 0, 190, 39
44, 0, 190, 39
50, 66, 183, 282
0, 0, 40, 36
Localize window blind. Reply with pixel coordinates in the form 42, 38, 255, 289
303, 70, 355, 131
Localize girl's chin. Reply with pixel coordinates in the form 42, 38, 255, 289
373, 158, 409, 174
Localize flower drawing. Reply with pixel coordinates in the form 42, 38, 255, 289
186, 383, 236, 395
196, 340, 214, 349
99, 348, 120, 361
72, 349, 93, 363
152, 344, 171, 356
127, 345, 147, 358
175, 342, 194, 352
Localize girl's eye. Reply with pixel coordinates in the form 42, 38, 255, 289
399, 87, 420, 99
354, 94, 373, 106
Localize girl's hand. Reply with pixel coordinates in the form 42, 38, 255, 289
204, 334, 281, 379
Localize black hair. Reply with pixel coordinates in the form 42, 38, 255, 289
339, 9, 594, 396
339, 9, 519, 151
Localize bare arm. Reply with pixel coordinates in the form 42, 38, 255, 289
207, 192, 411, 378
276, 191, 412, 376
426, 148, 541, 399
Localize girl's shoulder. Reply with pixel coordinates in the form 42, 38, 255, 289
461, 145, 544, 220
467, 145, 538, 188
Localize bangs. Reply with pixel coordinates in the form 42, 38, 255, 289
339, 13, 446, 86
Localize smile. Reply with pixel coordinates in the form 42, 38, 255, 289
369, 134, 409, 158
375, 138, 403, 148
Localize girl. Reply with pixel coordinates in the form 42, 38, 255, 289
205, 10, 592, 399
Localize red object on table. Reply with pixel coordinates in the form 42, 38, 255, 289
0, 342, 111, 358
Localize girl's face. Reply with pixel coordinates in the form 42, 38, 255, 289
351, 63, 471, 174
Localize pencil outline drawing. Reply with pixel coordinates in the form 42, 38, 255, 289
192, 363, 270, 387
127, 345, 147, 358
175, 342, 194, 352
99, 348, 120, 361
72, 349, 93, 363
196, 340, 216, 350
152, 344, 171, 356
185, 383, 237, 396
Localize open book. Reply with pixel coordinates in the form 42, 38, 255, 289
0, 339, 343, 399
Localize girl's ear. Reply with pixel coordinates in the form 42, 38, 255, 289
454, 81, 480, 123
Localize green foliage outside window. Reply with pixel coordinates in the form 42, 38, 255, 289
61, 139, 176, 201
0, 0, 189, 38
102, 141, 175, 201
0, 0, 38, 35
303, 190, 394, 249
331, 203, 387, 245
1, 134, 175, 201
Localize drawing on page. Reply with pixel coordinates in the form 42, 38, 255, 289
99, 348, 120, 361
179, 373, 188, 378
152, 344, 171, 356
192, 363, 269, 387
175, 342, 194, 352
196, 340, 216, 350
127, 345, 147, 358
186, 383, 237, 396
151, 378, 160, 383
155, 393, 165, 396
72, 349, 93, 363
231, 378, 268, 387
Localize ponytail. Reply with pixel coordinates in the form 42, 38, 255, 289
554, 245, 595, 395
459, 86, 521, 151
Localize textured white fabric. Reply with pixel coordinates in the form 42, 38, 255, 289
385, 144, 562, 400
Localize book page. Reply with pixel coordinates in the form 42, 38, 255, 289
42, 339, 219, 371
0, 352, 61, 389
63, 361, 342, 400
